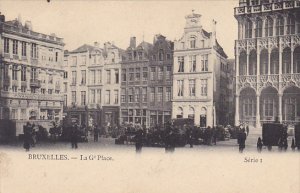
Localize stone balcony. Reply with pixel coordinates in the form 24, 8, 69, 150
30, 79, 41, 88
0, 90, 64, 101
234, 1, 300, 16
237, 73, 300, 93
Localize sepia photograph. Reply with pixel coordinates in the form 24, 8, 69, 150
0, 0, 299, 193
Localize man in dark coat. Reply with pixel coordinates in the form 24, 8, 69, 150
239, 129, 247, 153
94, 124, 99, 142
23, 122, 31, 151
71, 124, 78, 149
134, 129, 144, 153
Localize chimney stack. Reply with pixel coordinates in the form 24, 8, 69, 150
94, 42, 100, 47
130, 37, 136, 48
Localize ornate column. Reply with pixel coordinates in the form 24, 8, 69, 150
235, 94, 240, 126
268, 49, 271, 75
8, 64, 12, 91
257, 48, 260, 76
246, 53, 249, 75
278, 93, 283, 123
262, 17, 266, 38
279, 42, 283, 75
17, 65, 22, 90
291, 48, 294, 74
256, 93, 261, 129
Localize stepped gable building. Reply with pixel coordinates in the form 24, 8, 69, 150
0, 14, 65, 134
120, 37, 153, 127
172, 11, 232, 127
234, 0, 300, 129
148, 34, 174, 127
64, 42, 123, 131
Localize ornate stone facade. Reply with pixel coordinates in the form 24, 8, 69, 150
234, 0, 300, 128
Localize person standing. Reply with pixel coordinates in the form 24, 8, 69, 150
23, 122, 31, 152
94, 124, 99, 142
239, 129, 247, 153
246, 125, 249, 136
71, 124, 78, 149
257, 137, 263, 153
134, 129, 144, 153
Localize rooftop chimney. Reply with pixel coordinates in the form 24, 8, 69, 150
130, 37, 136, 48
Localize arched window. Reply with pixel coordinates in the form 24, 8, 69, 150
245, 19, 252, 38
249, 50, 257, 75
188, 107, 195, 119
270, 48, 279, 74
282, 47, 291, 74
158, 49, 164, 61
296, 13, 300, 34
265, 17, 273, 37
200, 107, 207, 128
177, 107, 183, 118
239, 51, 247, 75
190, 36, 196, 48
287, 15, 295, 35
111, 52, 115, 63
256, 18, 263, 37
260, 49, 268, 75
276, 15, 284, 36
293, 46, 300, 73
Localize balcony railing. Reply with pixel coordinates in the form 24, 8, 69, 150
30, 79, 41, 87
234, 1, 300, 15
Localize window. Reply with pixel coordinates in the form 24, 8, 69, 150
201, 55, 208, 71
12, 86, 18, 92
158, 67, 163, 80
157, 87, 163, 102
276, 16, 284, 36
11, 109, 18, 120
166, 53, 171, 60
201, 79, 208, 96
200, 40, 205, 48
115, 69, 119, 84
189, 55, 196, 72
135, 88, 140, 102
129, 68, 134, 81
48, 89, 53, 94
150, 67, 156, 80
114, 90, 119, 104
287, 15, 295, 35
40, 88, 45, 94
106, 70, 111, 84
189, 79, 195, 96
177, 80, 183, 96
90, 89, 96, 104
135, 68, 140, 81
71, 91, 76, 104
21, 86, 27, 93
64, 95, 67, 107
64, 72, 68, 79
256, 18, 262, 37
263, 98, 274, 117
138, 52, 143, 60
31, 88, 36, 93
166, 66, 171, 80
79, 55, 86, 65
97, 89, 101, 103
13, 40, 18, 55
265, 17, 273, 37
245, 19, 252, 38
166, 87, 171, 102
188, 107, 195, 119
31, 68, 37, 80
12, 65, 18, 80
31, 43, 37, 58
142, 87, 147, 102
190, 37, 196, 48
64, 83, 67, 92
81, 91, 86, 105
178, 56, 184, 72
143, 71, 148, 81
128, 53, 132, 60
72, 71, 76, 85
122, 69, 127, 81
55, 52, 58, 62
72, 56, 77, 66
111, 52, 115, 63
150, 87, 155, 102
121, 88, 126, 103
90, 70, 96, 85
128, 88, 133, 102
81, 70, 86, 85
97, 70, 102, 84
159, 49, 164, 61
4, 38, 9, 53
48, 75, 53, 84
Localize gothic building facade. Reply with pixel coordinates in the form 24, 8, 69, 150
234, 0, 300, 129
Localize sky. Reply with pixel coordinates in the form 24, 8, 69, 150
0, 0, 239, 58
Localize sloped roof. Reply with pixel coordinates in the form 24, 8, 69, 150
215, 40, 228, 58
70, 44, 97, 53
137, 41, 153, 52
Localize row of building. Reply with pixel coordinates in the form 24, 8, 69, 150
1, 0, 300, 135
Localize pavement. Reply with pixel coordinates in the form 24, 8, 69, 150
0, 132, 298, 153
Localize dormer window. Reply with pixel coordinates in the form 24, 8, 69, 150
128, 52, 132, 60
138, 52, 143, 60
111, 52, 115, 63
190, 37, 196, 49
